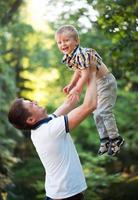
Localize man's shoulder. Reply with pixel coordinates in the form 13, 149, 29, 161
31, 115, 68, 139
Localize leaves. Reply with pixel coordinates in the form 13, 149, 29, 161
0, 0, 138, 199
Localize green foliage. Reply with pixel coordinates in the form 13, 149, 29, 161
0, 0, 138, 200
0, 0, 24, 196
9, 154, 45, 200
102, 176, 138, 200
94, 0, 138, 75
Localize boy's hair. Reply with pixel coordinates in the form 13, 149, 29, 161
55, 25, 79, 40
8, 98, 32, 130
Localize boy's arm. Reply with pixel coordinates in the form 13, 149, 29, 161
63, 69, 80, 94
69, 69, 80, 86
69, 67, 90, 94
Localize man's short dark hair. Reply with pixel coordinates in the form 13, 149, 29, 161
8, 98, 32, 130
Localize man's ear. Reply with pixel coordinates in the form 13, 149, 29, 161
26, 116, 36, 125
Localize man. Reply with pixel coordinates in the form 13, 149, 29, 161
8, 67, 97, 200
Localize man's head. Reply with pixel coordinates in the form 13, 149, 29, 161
8, 98, 46, 130
55, 25, 80, 55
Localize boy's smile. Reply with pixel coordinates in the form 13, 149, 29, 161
56, 33, 79, 55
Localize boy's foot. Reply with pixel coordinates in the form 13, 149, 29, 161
98, 137, 109, 155
108, 136, 125, 156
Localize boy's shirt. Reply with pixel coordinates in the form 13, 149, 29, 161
62, 45, 102, 70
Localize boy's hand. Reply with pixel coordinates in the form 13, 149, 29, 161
63, 84, 73, 94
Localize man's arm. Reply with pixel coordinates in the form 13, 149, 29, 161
54, 70, 81, 116
53, 94, 79, 117
67, 67, 97, 130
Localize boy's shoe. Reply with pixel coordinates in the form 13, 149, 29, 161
98, 137, 109, 155
108, 136, 125, 156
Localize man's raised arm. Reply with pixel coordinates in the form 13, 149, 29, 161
53, 94, 79, 117
67, 67, 97, 130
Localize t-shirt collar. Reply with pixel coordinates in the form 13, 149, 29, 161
31, 117, 52, 130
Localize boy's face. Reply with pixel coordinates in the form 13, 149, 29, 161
56, 33, 79, 55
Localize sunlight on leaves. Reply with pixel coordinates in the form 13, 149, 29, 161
20, 67, 62, 106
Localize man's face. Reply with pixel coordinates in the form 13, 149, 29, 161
23, 100, 46, 124
56, 33, 79, 55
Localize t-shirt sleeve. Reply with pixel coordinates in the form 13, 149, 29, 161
48, 115, 69, 138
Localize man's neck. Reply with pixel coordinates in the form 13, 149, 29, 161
31, 116, 52, 130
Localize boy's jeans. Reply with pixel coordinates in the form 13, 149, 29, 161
93, 73, 119, 139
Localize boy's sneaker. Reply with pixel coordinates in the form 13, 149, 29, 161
98, 137, 109, 155
108, 136, 125, 156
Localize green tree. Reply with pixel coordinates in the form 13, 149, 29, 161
44, 1, 138, 199
1, 0, 138, 199
0, 0, 24, 197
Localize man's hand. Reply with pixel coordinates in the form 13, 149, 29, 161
69, 87, 81, 95
68, 88, 80, 102
68, 92, 80, 102
63, 84, 74, 94
54, 90, 79, 117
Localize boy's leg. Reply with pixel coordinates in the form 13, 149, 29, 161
93, 110, 109, 155
93, 73, 124, 155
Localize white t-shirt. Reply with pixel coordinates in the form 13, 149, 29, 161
31, 115, 87, 199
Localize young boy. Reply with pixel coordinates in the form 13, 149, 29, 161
55, 25, 124, 156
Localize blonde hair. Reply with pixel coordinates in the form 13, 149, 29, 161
55, 25, 79, 41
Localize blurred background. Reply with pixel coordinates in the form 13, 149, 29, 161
0, 0, 138, 199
